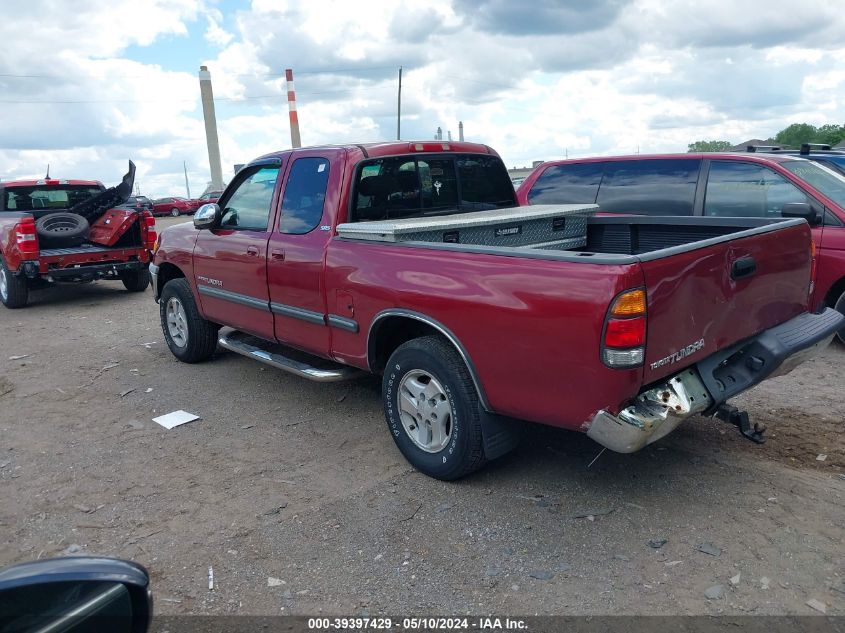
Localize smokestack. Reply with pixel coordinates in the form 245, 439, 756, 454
448, 130, 452, 141
198, 66, 224, 191
436, 126, 442, 140
458, 121, 464, 141
286, 68, 302, 149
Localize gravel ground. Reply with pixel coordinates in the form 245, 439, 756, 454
1, 215, 843, 616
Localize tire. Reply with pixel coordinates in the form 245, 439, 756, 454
383, 336, 486, 480
120, 269, 150, 292
835, 291, 845, 346
35, 212, 89, 248
159, 278, 219, 363
0, 256, 29, 309
170, 208, 180, 217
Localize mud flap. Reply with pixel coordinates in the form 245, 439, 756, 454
479, 411, 522, 460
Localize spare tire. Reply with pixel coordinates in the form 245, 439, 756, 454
36, 212, 90, 248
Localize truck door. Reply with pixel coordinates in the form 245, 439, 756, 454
192, 161, 283, 341
267, 152, 341, 356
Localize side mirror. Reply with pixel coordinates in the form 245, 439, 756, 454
782, 202, 822, 226
0, 557, 151, 632
193, 203, 221, 230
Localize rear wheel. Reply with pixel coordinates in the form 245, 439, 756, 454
159, 278, 219, 363
0, 256, 29, 309
383, 336, 486, 480
835, 291, 845, 346
120, 269, 150, 292
170, 208, 180, 217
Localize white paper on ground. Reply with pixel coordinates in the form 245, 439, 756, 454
153, 410, 200, 430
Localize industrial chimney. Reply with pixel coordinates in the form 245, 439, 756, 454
198, 66, 224, 191
458, 121, 464, 141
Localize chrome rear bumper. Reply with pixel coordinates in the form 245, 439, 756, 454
587, 368, 712, 453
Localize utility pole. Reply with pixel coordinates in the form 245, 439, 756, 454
183, 161, 191, 199
396, 66, 402, 140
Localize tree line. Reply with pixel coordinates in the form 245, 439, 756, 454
687, 123, 845, 152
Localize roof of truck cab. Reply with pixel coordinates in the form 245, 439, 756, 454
0, 179, 104, 188
250, 141, 498, 164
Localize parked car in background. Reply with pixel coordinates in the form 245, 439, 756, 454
152, 197, 194, 217
121, 195, 154, 213
196, 190, 223, 204
517, 152, 845, 344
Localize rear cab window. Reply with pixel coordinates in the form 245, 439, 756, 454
351, 153, 516, 222
3, 185, 103, 211
527, 163, 603, 205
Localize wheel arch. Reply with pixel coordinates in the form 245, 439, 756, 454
824, 275, 845, 309
155, 262, 186, 301
367, 309, 491, 411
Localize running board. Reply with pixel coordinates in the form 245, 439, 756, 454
218, 330, 360, 382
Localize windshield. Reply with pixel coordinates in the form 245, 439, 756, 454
4, 185, 103, 211
781, 160, 845, 208
352, 153, 517, 222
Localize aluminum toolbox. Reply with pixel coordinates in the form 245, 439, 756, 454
336, 204, 597, 250
88, 208, 138, 247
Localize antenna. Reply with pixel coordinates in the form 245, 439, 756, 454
45, 164, 50, 179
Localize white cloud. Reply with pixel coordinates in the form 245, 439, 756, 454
2, 0, 845, 196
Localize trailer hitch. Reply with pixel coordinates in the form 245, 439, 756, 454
714, 404, 766, 444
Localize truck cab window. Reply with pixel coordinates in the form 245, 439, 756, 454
596, 159, 699, 216
527, 163, 603, 205
279, 158, 331, 234
705, 161, 809, 218
219, 166, 280, 230
352, 154, 515, 222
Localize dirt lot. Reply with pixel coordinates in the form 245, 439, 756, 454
1, 215, 843, 616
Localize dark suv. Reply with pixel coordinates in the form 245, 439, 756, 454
742, 143, 845, 176
516, 152, 845, 342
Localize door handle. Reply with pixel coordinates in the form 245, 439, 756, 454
270, 250, 285, 261
731, 256, 756, 280
246, 246, 259, 257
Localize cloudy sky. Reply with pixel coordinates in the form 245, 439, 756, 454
1, 0, 844, 196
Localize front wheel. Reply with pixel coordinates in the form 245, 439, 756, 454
383, 336, 486, 480
170, 208, 180, 217
0, 256, 29, 309
835, 291, 845, 346
159, 278, 219, 363
120, 269, 150, 292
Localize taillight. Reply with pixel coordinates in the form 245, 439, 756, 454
141, 211, 157, 252
14, 218, 39, 258
602, 288, 646, 368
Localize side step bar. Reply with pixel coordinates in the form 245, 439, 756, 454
218, 330, 360, 383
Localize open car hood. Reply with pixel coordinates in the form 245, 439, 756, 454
69, 160, 135, 222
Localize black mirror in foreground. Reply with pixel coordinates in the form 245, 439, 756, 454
0, 557, 151, 633
782, 202, 822, 225
193, 203, 221, 230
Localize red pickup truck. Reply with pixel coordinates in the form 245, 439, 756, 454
150, 141, 843, 480
0, 162, 156, 308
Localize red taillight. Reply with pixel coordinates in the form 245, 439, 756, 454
602, 289, 647, 368
15, 218, 39, 258
141, 211, 157, 252
605, 316, 646, 348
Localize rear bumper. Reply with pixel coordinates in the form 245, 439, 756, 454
46, 260, 147, 283
586, 308, 844, 453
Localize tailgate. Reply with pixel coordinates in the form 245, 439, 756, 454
641, 220, 812, 384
